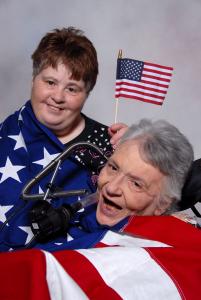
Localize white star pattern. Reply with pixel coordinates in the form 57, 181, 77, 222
119, 59, 143, 81
0, 205, 13, 223
0, 157, 25, 183
54, 233, 73, 245
18, 226, 34, 244
67, 233, 73, 241
33, 148, 60, 168
38, 186, 44, 194
0, 103, 115, 251
8, 131, 27, 151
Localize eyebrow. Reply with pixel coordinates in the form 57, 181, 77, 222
42, 75, 84, 88
107, 158, 117, 167
65, 82, 83, 87
127, 173, 148, 188
41, 75, 57, 82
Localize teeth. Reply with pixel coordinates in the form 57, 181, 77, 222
104, 198, 122, 210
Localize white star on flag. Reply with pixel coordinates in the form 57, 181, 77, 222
54, 233, 73, 245
0, 157, 25, 183
67, 233, 73, 241
0, 205, 13, 223
18, 226, 34, 244
33, 148, 60, 168
8, 131, 27, 151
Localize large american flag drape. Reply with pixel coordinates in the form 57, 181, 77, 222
115, 58, 173, 105
0, 216, 200, 300
0, 100, 114, 252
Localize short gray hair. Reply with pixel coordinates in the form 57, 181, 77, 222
120, 119, 194, 213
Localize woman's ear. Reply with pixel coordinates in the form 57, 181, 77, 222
154, 197, 172, 216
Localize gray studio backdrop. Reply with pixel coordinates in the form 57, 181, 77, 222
0, 0, 200, 160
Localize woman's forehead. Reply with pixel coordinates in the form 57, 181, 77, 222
111, 140, 164, 181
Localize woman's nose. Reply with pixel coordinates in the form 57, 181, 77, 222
52, 87, 65, 103
106, 174, 123, 196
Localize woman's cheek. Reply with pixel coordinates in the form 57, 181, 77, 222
97, 169, 107, 189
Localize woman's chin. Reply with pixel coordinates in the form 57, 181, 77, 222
96, 210, 120, 227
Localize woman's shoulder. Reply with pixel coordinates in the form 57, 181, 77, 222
83, 114, 109, 131
82, 114, 112, 153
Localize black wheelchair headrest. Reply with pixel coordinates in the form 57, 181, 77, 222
179, 158, 201, 217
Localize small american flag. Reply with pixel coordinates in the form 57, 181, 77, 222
115, 58, 173, 105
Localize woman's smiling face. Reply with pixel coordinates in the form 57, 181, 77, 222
96, 140, 166, 227
31, 63, 87, 137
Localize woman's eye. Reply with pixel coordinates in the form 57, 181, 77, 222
68, 87, 76, 93
47, 80, 55, 86
132, 180, 143, 190
107, 163, 117, 172
65, 86, 78, 94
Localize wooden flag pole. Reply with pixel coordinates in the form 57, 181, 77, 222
114, 98, 119, 124
114, 49, 122, 123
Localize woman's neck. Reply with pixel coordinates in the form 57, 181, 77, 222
56, 115, 85, 144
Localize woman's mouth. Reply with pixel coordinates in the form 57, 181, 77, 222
103, 197, 122, 210
96, 195, 124, 225
47, 103, 64, 112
